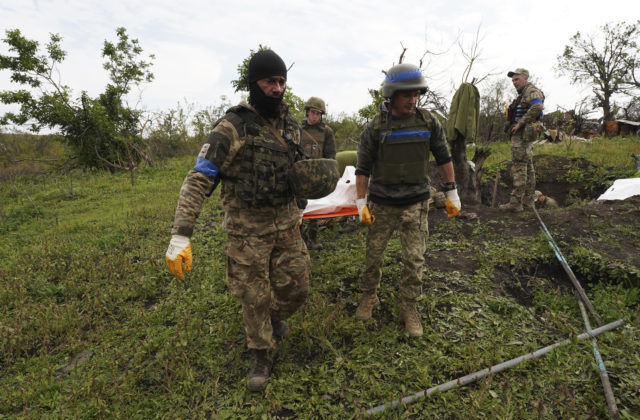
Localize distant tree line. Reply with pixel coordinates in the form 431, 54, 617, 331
2, 21, 640, 181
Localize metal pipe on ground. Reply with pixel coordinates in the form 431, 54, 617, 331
531, 206, 603, 326
533, 206, 618, 418
577, 298, 620, 419
365, 319, 625, 416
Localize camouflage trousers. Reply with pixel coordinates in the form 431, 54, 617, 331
300, 218, 319, 242
509, 127, 536, 205
359, 200, 429, 302
226, 225, 310, 350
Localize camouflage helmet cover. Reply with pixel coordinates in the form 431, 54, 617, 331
382, 63, 427, 98
289, 158, 340, 199
507, 68, 530, 78
304, 96, 326, 114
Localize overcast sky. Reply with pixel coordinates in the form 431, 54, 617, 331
1, 0, 638, 122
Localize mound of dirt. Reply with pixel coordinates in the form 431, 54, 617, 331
427, 154, 640, 278
481, 154, 612, 208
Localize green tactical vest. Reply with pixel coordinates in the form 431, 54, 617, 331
370, 110, 433, 185
225, 107, 295, 207
300, 121, 324, 158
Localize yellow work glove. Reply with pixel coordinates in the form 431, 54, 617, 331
165, 235, 192, 279
445, 188, 461, 219
356, 198, 375, 225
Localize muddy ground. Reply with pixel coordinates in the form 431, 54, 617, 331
424, 154, 640, 296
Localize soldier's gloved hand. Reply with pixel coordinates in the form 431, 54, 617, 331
356, 198, 375, 225
165, 235, 192, 279
445, 189, 461, 219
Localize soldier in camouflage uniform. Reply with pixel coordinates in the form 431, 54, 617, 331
165, 50, 310, 392
534, 190, 559, 208
300, 97, 336, 250
354, 63, 461, 337
500, 68, 544, 212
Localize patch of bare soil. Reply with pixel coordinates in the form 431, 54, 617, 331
480, 154, 609, 208
428, 154, 640, 279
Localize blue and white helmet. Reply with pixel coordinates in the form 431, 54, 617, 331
382, 63, 428, 98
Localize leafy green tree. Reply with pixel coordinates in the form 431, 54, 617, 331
357, 86, 384, 121
230, 45, 305, 119
0, 27, 154, 178
146, 103, 191, 159
556, 21, 640, 121
190, 95, 233, 142
325, 112, 365, 151
145, 97, 234, 160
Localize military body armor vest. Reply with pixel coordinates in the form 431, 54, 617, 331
507, 93, 525, 124
224, 107, 294, 207
370, 110, 432, 185
301, 125, 322, 158
514, 102, 527, 122
508, 85, 544, 124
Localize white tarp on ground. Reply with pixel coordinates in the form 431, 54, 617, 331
597, 178, 640, 200
303, 165, 358, 218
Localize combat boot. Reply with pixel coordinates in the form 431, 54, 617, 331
271, 319, 290, 340
498, 201, 524, 213
355, 293, 379, 320
400, 301, 424, 337
306, 229, 323, 251
339, 217, 358, 233
247, 349, 273, 392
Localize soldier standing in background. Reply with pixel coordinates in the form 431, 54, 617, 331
500, 68, 544, 212
300, 97, 336, 250
354, 63, 461, 337
164, 50, 310, 392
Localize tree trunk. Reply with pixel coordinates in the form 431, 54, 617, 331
450, 135, 471, 201
450, 135, 490, 204
603, 91, 613, 122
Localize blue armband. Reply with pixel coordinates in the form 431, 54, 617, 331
194, 157, 219, 179
530, 98, 542, 105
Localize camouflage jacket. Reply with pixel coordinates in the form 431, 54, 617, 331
171, 101, 302, 237
300, 120, 336, 159
356, 103, 451, 205
514, 82, 544, 126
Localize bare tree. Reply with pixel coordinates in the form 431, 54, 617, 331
396, 42, 452, 115
457, 24, 496, 85
621, 97, 640, 121
478, 78, 510, 143
358, 42, 452, 121
447, 24, 497, 204
569, 98, 598, 137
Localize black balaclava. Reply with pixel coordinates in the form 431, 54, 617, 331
248, 49, 287, 119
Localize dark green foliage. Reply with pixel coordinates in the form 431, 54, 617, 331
357, 86, 384, 121
326, 112, 364, 151
0, 27, 154, 172
556, 21, 640, 121
230, 45, 305, 119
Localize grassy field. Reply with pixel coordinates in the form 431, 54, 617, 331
1, 139, 639, 418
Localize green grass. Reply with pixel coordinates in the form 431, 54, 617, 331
473, 135, 640, 171
1, 144, 639, 419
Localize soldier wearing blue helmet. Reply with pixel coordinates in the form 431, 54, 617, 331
354, 63, 461, 337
